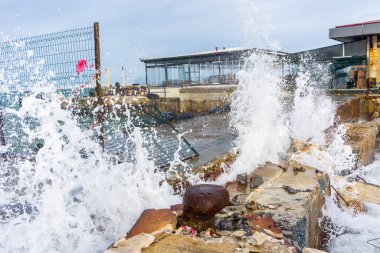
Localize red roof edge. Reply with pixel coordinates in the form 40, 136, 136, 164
336, 20, 380, 28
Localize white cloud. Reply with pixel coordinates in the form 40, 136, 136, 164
0, 0, 378, 82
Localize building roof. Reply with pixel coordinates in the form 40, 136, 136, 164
140, 47, 287, 63
329, 20, 380, 43
335, 20, 380, 28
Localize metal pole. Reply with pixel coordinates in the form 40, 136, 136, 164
94, 22, 102, 103
165, 63, 168, 84
0, 110, 5, 146
218, 56, 221, 83
164, 63, 168, 98
0, 107, 6, 160
145, 65, 148, 85
188, 59, 191, 86
94, 22, 104, 149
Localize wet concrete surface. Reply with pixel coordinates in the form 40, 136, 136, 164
173, 112, 236, 168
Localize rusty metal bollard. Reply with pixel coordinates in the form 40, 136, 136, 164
182, 184, 229, 232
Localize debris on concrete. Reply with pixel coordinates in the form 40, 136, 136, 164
106, 96, 380, 252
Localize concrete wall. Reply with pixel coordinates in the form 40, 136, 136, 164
335, 95, 380, 124
149, 85, 237, 115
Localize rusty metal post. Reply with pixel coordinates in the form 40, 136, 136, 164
94, 22, 104, 149
94, 22, 102, 103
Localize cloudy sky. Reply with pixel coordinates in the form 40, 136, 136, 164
0, 0, 379, 83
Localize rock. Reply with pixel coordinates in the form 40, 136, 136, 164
244, 163, 330, 249
335, 186, 366, 213
248, 240, 296, 253
200, 228, 221, 238
283, 185, 300, 194
165, 173, 192, 194
215, 219, 235, 231
371, 111, 379, 120
106, 233, 155, 253
249, 174, 264, 189
170, 204, 183, 217
237, 173, 248, 186
260, 241, 297, 253
246, 215, 283, 239
336, 176, 380, 207
192, 153, 237, 181
218, 205, 245, 216
293, 166, 306, 172
182, 184, 229, 231
231, 194, 249, 206
242, 213, 260, 220
282, 230, 293, 239
141, 234, 238, 253
219, 230, 233, 236
231, 230, 245, 238
245, 200, 263, 210
251, 231, 274, 246
344, 123, 378, 168
302, 247, 327, 253
127, 209, 177, 239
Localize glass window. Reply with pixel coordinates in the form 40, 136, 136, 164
178, 65, 186, 86
190, 63, 200, 84
200, 63, 209, 84
183, 64, 190, 85
147, 67, 156, 86
167, 66, 180, 86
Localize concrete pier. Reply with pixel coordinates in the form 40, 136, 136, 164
149, 85, 235, 115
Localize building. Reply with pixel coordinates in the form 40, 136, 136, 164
141, 20, 380, 89
329, 20, 380, 88
140, 47, 286, 87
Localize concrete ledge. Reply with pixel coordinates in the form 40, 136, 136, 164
335, 95, 380, 124
227, 163, 330, 249
344, 123, 378, 167
142, 234, 238, 253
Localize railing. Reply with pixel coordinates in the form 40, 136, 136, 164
100, 105, 199, 167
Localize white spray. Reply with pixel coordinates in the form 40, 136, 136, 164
0, 46, 180, 252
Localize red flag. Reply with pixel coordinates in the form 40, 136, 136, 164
76, 59, 87, 75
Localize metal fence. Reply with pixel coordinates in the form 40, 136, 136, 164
1, 101, 199, 167
0, 24, 198, 168
93, 105, 199, 167
0, 25, 97, 97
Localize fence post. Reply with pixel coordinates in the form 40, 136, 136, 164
0, 110, 5, 147
94, 22, 104, 149
94, 22, 102, 103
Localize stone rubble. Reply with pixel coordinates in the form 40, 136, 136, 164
105, 96, 380, 253
106, 163, 330, 252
